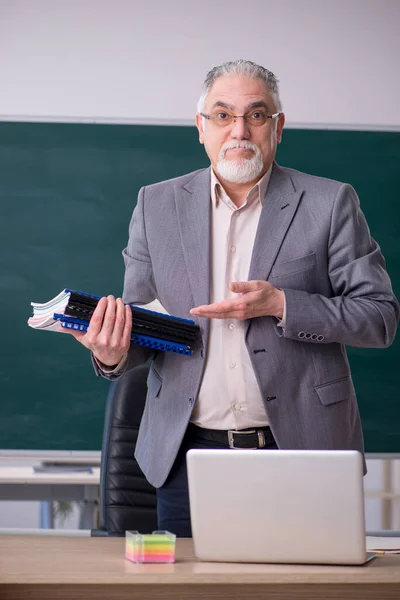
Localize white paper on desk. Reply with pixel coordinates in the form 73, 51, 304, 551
366, 536, 400, 552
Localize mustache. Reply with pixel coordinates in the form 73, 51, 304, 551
219, 141, 259, 159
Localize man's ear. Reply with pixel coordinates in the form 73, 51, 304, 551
276, 112, 285, 144
195, 113, 205, 144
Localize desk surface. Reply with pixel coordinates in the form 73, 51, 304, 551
0, 466, 100, 485
0, 450, 101, 464
0, 536, 399, 600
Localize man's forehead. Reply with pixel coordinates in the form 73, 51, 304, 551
205, 75, 273, 108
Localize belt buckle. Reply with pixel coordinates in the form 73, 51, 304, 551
228, 429, 262, 449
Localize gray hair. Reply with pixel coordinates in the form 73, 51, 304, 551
197, 59, 282, 113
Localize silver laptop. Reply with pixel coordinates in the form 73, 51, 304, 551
187, 449, 376, 565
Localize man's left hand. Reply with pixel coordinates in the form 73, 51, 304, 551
190, 281, 284, 320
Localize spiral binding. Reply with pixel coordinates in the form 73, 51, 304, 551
56, 315, 193, 356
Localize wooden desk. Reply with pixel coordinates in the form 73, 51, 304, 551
0, 536, 399, 600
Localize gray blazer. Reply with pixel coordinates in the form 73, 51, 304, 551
94, 162, 399, 487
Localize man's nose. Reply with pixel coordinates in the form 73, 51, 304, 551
230, 116, 250, 139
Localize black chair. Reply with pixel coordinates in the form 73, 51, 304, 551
92, 364, 157, 536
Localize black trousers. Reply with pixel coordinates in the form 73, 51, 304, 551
156, 424, 278, 537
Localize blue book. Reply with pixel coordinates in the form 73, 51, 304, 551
28, 289, 199, 356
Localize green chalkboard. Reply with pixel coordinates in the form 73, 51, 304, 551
0, 122, 398, 452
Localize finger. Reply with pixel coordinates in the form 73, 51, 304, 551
87, 297, 108, 336
191, 303, 249, 319
121, 304, 132, 349
190, 301, 233, 315
110, 298, 126, 343
194, 311, 248, 320
99, 295, 117, 339
230, 280, 263, 294
191, 299, 249, 315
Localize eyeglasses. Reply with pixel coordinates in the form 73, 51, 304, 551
200, 110, 281, 128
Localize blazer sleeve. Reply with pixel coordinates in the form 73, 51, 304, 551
91, 345, 155, 381
281, 183, 399, 348
122, 186, 158, 305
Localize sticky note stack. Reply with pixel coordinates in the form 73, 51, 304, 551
125, 530, 176, 563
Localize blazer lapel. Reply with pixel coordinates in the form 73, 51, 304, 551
175, 167, 211, 311
248, 163, 303, 283
245, 164, 303, 337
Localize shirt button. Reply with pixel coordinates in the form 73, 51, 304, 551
233, 403, 241, 411
228, 322, 235, 330
230, 361, 237, 369
230, 246, 236, 253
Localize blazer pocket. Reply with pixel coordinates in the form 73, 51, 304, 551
147, 367, 162, 399
270, 252, 316, 278
314, 376, 352, 406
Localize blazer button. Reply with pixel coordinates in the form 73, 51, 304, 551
188, 397, 194, 407
311, 333, 318, 340
305, 332, 312, 339
298, 331, 306, 339
317, 334, 325, 341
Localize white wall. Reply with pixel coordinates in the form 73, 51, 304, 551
0, 0, 399, 128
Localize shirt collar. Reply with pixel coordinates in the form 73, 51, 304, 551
210, 165, 272, 208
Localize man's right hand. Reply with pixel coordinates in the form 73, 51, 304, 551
65, 295, 132, 367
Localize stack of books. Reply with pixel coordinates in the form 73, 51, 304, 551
28, 289, 200, 356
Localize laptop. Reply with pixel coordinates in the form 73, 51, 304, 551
186, 449, 377, 565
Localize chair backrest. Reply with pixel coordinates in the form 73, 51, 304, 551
92, 363, 157, 536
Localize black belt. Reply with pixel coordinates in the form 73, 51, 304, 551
187, 423, 276, 449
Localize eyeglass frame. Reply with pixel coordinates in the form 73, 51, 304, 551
200, 111, 282, 127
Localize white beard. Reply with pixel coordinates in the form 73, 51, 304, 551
216, 141, 264, 184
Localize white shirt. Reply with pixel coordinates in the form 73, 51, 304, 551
190, 168, 273, 429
